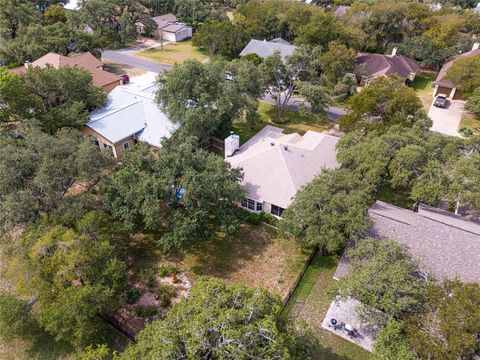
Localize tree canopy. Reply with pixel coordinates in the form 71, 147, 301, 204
156, 59, 261, 141
104, 139, 244, 249
446, 54, 480, 99
120, 277, 303, 359
279, 169, 373, 253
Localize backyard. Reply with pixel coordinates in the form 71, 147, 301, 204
283, 255, 371, 360
412, 74, 434, 111
459, 112, 480, 136
136, 40, 209, 64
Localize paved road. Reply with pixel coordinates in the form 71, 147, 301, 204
261, 94, 347, 121
102, 50, 172, 73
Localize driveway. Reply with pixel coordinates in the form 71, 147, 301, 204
428, 100, 465, 137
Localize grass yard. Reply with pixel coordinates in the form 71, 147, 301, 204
284, 255, 370, 360
130, 223, 311, 300
412, 75, 434, 112
136, 40, 209, 64
459, 112, 480, 136
230, 101, 334, 144
103, 61, 146, 77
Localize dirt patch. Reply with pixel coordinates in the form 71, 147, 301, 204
103, 62, 147, 77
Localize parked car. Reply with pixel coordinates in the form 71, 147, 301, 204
120, 74, 130, 84
434, 94, 448, 108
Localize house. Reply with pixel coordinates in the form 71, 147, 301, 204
432, 42, 480, 100
137, 14, 192, 42
239, 39, 297, 60
354, 48, 419, 85
82, 72, 178, 159
334, 201, 480, 283
333, 5, 350, 16
224, 126, 339, 217
9, 52, 122, 93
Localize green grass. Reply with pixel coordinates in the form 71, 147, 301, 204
412, 75, 434, 112
136, 40, 209, 64
376, 184, 415, 210
284, 255, 370, 360
229, 101, 333, 144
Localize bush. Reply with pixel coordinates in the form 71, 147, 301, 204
261, 213, 279, 227
134, 305, 158, 318
245, 211, 262, 225
157, 264, 180, 277
155, 284, 177, 307
459, 127, 473, 137
126, 288, 142, 304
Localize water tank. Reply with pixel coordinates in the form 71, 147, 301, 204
224, 133, 240, 158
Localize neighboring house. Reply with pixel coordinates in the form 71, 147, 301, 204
432, 42, 480, 100
137, 13, 192, 42
333, 5, 350, 16
474, 2, 480, 13
354, 48, 419, 85
225, 125, 339, 217
9, 52, 122, 93
239, 39, 297, 60
334, 201, 480, 283
82, 72, 178, 159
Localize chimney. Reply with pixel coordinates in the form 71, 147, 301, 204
224, 132, 240, 158
391, 47, 397, 56
24, 61, 32, 69
473, 42, 480, 51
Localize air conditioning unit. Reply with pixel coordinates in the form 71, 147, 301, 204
224, 133, 240, 158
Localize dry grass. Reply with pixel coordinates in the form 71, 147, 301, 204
136, 41, 209, 65
102, 61, 147, 77
460, 112, 480, 135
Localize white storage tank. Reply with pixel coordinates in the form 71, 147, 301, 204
224, 133, 240, 158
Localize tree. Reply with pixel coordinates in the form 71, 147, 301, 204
335, 238, 427, 326
44, 4, 66, 24
446, 54, 480, 99
259, 46, 322, 116
0, 0, 40, 40
120, 277, 303, 359
104, 140, 245, 249
466, 86, 480, 116
339, 76, 423, 133
0, 68, 30, 123
404, 280, 480, 360
173, 0, 226, 27
320, 41, 355, 86
4, 65, 105, 133
373, 321, 416, 360
297, 82, 331, 116
0, 293, 35, 340
0, 126, 111, 236
192, 20, 248, 59
5, 211, 126, 347
156, 59, 261, 141
279, 169, 373, 253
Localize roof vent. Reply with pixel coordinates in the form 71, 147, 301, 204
284, 145, 288, 150
270, 142, 275, 146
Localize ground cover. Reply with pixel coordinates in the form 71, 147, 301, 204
412, 74, 434, 112
136, 40, 209, 64
284, 255, 371, 360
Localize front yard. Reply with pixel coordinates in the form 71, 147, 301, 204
136, 40, 209, 64
412, 74, 434, 112
231, 101, 334, 144
284, 255, 370, 360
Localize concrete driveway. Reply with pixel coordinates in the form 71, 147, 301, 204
428, 99, 465, 137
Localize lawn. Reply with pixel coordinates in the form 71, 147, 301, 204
103, 61, 146, 77
284, 255, 371, 360
459, 112, 480, 136
412, 74, 434, 112
230, 101, 334, 144
136, 40, 209, 64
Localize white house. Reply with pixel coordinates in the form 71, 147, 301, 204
82, 72, 178, 159
239, 39, 296, 60
139, 14, 192, 42
225, 126, 339, 217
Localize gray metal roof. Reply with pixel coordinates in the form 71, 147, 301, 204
334, 201, 480, 283
239, 39, 296, 60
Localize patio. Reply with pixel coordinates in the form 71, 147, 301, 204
321, 297, 379, 352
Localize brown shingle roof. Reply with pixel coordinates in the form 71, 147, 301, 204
434, 49, 480, 88
355, 53, 419, 80
152, 13, 178, 29
334, 201, 480, 283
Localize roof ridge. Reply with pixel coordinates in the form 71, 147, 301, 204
89, 101, 141, 122
276, 145, 298, 196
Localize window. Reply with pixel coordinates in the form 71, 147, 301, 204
271, 205, 284, 217
93, 139, 100, 147
103, 144, 113, 151
241, 197, 262, 212
123, 142, 129, 150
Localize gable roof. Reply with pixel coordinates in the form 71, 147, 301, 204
9, 52, 121, 88
87, 72, 178, 147
239, 39, 297, 60
226, 126, 339, 208
434, 48, 480, 88
355, 53, 419, 80
152, 13, 178, 29
334, 201, 480, 283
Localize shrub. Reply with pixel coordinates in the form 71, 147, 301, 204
157, 264, 180, 277
134, 305, 158, 318
126, 288, 142, 304
459, 127, 473, 137
245, 211, 262, 225
155, 284, 177, 307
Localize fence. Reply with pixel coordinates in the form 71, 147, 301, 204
210, 136, 224, 152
